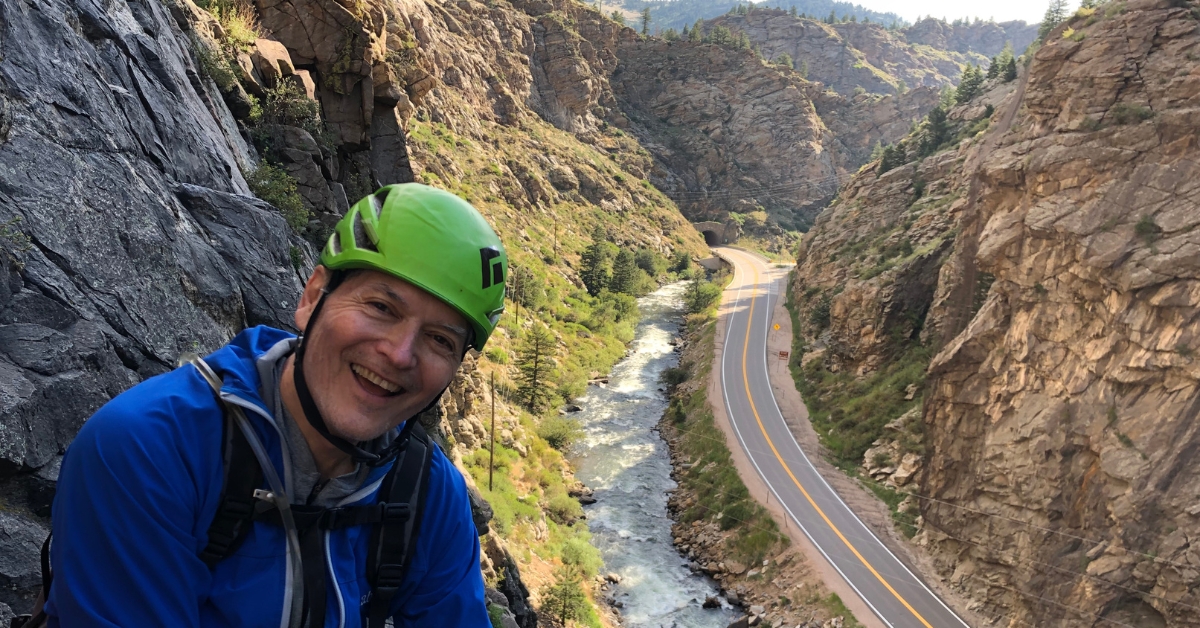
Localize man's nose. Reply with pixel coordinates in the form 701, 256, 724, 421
382, 322, 421, 369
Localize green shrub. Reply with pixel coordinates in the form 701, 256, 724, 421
247, 163, 309, 231
260, 81, 327, 145
684, 280, 722, 314
1110, 103, 1154, 125
560, 536, 604, 577
1135, 215, 1161, 244
537, 416, 582, 451
484, 347, 509, 364
546, 492, 584, 525
487, 604, 506, 628
807, 294, 832, 331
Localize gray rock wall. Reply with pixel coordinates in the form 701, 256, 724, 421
0, 0, 312, 606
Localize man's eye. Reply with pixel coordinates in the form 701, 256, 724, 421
369, 301, 390, 314
432, 334, 454, 350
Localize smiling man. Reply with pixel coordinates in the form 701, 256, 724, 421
41, 184, 505, 627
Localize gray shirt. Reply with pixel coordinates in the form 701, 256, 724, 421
256, 338, 371, 507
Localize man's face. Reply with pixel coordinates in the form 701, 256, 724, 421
293, 267, 470, 443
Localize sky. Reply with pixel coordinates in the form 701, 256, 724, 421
850, 0, 1053, 25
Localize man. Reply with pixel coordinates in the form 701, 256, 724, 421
44, 183, 505, 627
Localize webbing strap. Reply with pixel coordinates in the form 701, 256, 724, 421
299, 527, 327, 628
254, 502, 412, 532
197, 365, 264, 567
365, 423, 434, 628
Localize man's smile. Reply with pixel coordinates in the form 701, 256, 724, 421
351, 363, 405, 396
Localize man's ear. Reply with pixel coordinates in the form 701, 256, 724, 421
294, 266, 331, 334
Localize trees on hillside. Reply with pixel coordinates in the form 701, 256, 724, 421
517, 324, 557, 413
918, 107, 950, 156
877, 143, 907, 175
543, 567, 589, 627
955, 64, 983, 104
1037, 0, 1069, 42
640, 7, 651, 35
580, 227, 612, 296
684, 279, 722, 314
610, 10, 624, 25
609, 248, 638, 295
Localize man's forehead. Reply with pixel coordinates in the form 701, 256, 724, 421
346, 270, 470, 336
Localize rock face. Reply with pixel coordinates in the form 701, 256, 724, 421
611, 39, 842, 230
904, 17, 1039, 58
610, 36, 941, 230
791, 1, 1200, 625
706, 11, 977, 96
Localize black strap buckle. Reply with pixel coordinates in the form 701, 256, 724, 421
380, 502, 411, 524
376, 565, 406, 588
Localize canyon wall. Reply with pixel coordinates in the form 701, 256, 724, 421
789, 0, 1200, 625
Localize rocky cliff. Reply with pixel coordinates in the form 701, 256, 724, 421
609, 32, 940, 233
788, 0, 1200, 625
706, 10, 975, 96
0, 0, 712, 621
903, 17, 1038, 58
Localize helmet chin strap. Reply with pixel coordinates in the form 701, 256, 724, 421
292, 270, 447, 468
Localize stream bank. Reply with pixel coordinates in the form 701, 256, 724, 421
656, 310, 861, 628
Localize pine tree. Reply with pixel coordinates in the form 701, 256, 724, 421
986, 56, 1000, 79
663, 27, 679, 41
681, 24, 690, 38
797, 59, 808, 78
543, 567, 588, 627
774, 52, 794, 69
919, 107, 949, 156
640, 7, 652, 36
789, 5, 797, 16
827, 10, 836, 23
670, 248, 691, 273
580, 227, 611, 296
955, 64, 983, 104
516, 324, 557, 413
1004, 55, 1018, 82
1037, 0, 1069, 42
609, 248, 638, 294
877, 143, 905, 175
610, 10, 624, 25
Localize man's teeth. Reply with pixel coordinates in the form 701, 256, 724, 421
352, 364, 401, 393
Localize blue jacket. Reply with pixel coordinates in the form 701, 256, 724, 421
47, 326, 488, 627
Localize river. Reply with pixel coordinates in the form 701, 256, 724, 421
573, 282, 736, 628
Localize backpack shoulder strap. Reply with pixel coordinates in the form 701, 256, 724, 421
364, 422, 435, 628
185, 355, 264, 567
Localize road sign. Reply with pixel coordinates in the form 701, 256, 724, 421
773, 323, 780, 330
779, 351, 789, 360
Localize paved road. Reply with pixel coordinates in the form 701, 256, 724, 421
714, 247, 970, 628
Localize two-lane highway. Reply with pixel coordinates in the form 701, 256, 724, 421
714, 247, 969, 628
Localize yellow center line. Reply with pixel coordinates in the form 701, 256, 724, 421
734, 251, 933, 628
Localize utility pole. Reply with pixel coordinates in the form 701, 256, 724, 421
489, 371, 496, 492
512, 266, 522, 326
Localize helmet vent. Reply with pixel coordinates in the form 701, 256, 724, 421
369, 191, 387, 218
351, 210, 379, 253
328, 231, 342, 256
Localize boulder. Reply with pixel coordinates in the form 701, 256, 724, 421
0, 512, 47, 613
250, 38, 296, 89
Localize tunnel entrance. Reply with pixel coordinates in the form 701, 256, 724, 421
702, 230, 721, 246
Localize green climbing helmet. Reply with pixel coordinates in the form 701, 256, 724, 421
320, 183, 506, 351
